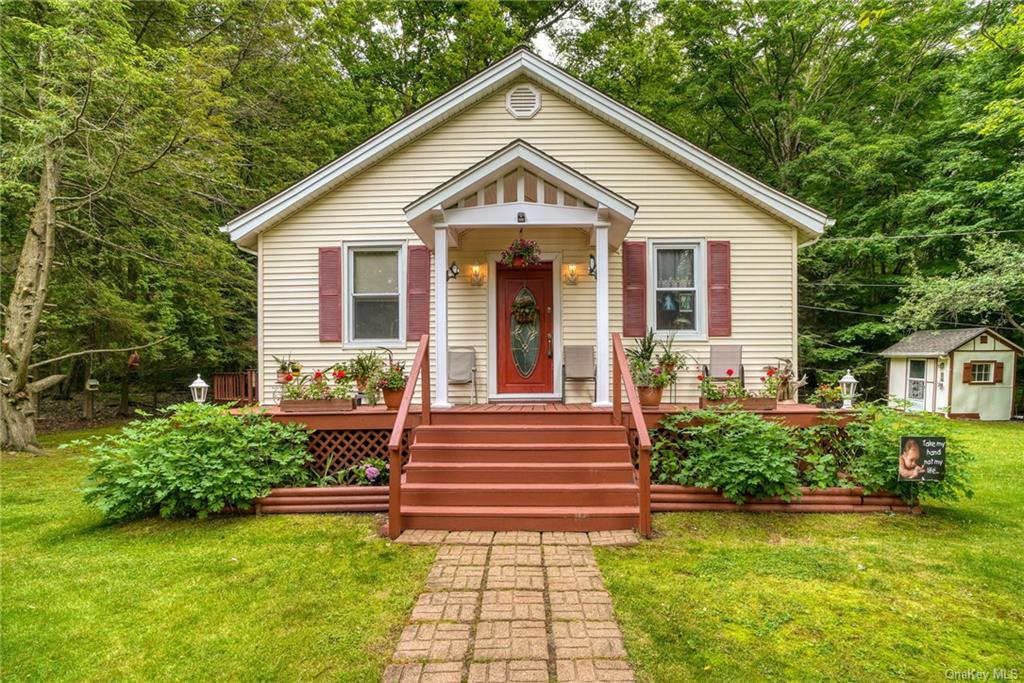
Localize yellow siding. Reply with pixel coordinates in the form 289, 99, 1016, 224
258, 82, 798, 404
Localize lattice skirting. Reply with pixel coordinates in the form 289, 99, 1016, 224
306, 428, 411, 483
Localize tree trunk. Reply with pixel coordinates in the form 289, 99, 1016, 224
0, 144, 59, 453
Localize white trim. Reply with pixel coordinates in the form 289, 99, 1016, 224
647, 240, 707, 341
487, 251, 562, 400
343, 240, 407, 348
434, 226, 451, 408
222, 49, 830, 248
594, 225, 611, 407
257, 233, 264, 404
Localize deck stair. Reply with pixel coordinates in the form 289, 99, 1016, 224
400, 419, 640, 532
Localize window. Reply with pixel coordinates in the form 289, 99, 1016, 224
651, 243, 702, 334
348, 245, 403, 343
971, 362, 993, 383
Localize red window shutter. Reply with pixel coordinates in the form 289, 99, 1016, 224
962, 362, 973, 384
621, 241, 647, 337
707, 241, 732, 337
994, 362, 1004, 383
318, 247, 342, 342
406, 245, 431, 340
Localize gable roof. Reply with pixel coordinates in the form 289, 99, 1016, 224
222, 48, 833, 250
880, 327, 1024, 357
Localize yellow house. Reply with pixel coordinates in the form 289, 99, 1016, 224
223, 49, 832, 409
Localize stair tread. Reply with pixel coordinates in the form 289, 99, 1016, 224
401, 505, 639, 516
403, 482, 637, 490
405, 461, 634, 469
411, 442, 629, 449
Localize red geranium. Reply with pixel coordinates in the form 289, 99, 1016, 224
726, 368, 734, 377
283, 373, 293, 383
696, 374, 704, 381
313, 370, 323, 380
766, 368, 776, 377
334, 370, 346, 379
760, 376, 766, 382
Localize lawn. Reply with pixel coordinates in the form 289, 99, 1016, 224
595, 420, 1024, 682
1, 427, 435, 682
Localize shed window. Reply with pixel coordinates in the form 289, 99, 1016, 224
348, 246, 403, 343
970, 362, 993, 384
651, 244, 702, 334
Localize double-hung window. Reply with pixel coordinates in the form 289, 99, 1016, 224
651, 243, 702, 335
348, 245, 403, 344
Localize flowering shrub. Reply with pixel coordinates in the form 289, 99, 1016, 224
349, 456, 389, 485
499, 238, 541, 266
377, 362, 407, 392
809, 383, 844, 406
283, 366, 353, 400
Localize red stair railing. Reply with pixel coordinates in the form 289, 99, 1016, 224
612, 333, 652, 537
387, 334, 430, 539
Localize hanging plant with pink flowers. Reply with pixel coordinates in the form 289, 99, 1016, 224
499, 238, 541, 267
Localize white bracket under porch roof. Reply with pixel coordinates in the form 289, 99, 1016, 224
408, 141, 630, 408
404, 140, 637, 249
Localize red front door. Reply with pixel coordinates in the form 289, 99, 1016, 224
496, 263, 554, 394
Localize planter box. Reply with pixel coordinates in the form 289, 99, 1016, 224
699, 396, 778, 410
254, 485, 387, 514
279, 398, 356, 413
650, 484, 920, 514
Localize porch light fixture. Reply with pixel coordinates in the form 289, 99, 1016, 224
517, 211, 526, 223
469, 262, 485, 287
564, 262, 579, 286
446, 261, 460, 281
189, 374, 209, 404
839, 369, 858, 409
588, 254, 597, 279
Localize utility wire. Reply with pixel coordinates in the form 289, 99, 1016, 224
813, 228, 1024, 242
797, 305, 1019, 333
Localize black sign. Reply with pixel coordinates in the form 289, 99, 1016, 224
899, 436, 946, 481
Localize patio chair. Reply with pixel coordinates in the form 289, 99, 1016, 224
562, 345, 596, 403
702, 345, 745, 387
448, 348, 478, 403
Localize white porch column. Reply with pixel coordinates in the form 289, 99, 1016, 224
433, 224, 451, 408
594, 223, 611, 407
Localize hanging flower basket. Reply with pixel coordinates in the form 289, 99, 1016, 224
500, 238, 541, 267
511, 296, 539, 324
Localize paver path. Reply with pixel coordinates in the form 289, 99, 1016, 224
385, 530, 638, 683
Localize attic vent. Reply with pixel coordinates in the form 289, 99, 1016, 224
506, 84, 541, 119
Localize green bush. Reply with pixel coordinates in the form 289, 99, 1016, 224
651, 408, 802, 503
793, 415, 854, 489
845, 401, 973, 503
77, 403, 312, 521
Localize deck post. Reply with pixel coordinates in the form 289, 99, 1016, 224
433, 223, 451, 408
593, 222, 611, 407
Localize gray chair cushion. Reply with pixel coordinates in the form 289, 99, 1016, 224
707, 345, 743, 378
448, 349, 475, 384
564, 345, 595, 380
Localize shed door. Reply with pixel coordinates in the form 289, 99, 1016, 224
907, 359, 927, 411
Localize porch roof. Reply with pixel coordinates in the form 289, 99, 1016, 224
404, 140, 637, 248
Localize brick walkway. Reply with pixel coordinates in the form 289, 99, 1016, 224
385, 530, 639, 683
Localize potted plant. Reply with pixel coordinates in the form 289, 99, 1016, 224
280, 367, 355, 412
511, 295, 539, 324
809, 383, 844, 409
378, 362, 408, 410
698, 367, 778, 410
499, 238, 541, 267
631, 360, 674, 406
272, 355, 302, 383
349, 351, 384, 393
657, 333, 694, 374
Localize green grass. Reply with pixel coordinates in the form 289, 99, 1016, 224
595, 420, 1024, 682
1, 428, 435, 682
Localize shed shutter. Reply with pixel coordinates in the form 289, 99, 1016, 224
994, 362, 1004, 383
318, 247, 343, 342
707, 241, 732, 337
622, 241, 647, 337
962, 362, 972, 383
406, 245, 430, 340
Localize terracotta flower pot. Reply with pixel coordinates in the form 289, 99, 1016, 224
383, 388, 405, 410
637, 386, 663, 407
276, 372, 291, 384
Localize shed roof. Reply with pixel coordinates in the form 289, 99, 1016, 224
879, 327, 1023, 357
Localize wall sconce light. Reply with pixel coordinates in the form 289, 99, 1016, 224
517, 211, 526, 223
446, 261, 460, 281
469, 262, 485, 287
588, 254, 597, 278
564, 263, 579, 286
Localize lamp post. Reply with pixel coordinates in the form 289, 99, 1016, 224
839, 369, 858, 410
189, 374, 209, 404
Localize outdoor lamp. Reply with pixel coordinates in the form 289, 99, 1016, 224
446, 261, 460, 281
839, 369, 858, 409
588, 254, 597, 278
189, 374, 209, 404
564, 262, 579, 285
469, 262, 485, 287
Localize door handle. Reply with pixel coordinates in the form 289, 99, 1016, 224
547, 332, 553, 358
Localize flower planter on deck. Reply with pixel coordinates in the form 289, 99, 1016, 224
637, 386, 664, 407
699, 396, 778, 410
279, 398, 356, 413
